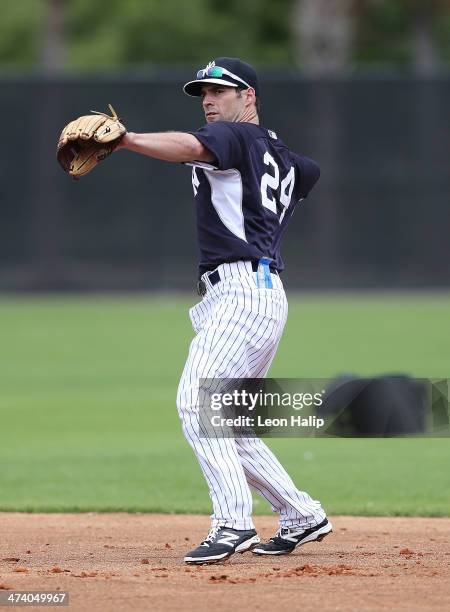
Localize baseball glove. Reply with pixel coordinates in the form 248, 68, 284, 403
56, 104, 126, 179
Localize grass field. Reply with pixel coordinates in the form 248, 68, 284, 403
0, 294, 449, 516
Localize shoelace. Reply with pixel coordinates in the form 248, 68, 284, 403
270, 528, 286, 543
201, 526, 221, 546
271, 527, 302, 543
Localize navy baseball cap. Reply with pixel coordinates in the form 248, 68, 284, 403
183, 57, 260, 97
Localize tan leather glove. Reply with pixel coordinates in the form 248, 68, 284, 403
56, 104, 126, 179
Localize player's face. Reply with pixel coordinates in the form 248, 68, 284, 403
201, 84, 247, 123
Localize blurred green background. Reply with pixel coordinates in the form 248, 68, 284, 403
1, 0, 449, 71
1, 296, 449, 515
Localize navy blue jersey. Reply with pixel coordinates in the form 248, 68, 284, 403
189, 121, 320, 276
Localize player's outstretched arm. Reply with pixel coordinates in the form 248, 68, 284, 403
117, 131, 214, 164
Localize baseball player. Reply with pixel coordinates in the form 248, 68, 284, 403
116, 57, 332, 564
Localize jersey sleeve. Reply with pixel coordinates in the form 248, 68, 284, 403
294, 155, 321, 199
190, 122, 243, 171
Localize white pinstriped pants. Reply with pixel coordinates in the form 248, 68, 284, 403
176, 261, 326, 531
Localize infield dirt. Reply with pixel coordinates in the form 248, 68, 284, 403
0, 514, 449, 611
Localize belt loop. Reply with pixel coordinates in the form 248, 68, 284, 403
197, 280, 207, 296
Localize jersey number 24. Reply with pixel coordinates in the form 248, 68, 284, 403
260, 152, 295, 223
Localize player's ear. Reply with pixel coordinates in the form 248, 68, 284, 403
244, 87, 256, 107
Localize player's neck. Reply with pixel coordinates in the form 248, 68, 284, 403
238, 107, 259, 124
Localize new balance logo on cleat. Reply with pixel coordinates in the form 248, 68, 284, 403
184, 527, 260, 564
217, 532, 240, 547
252, 518, 333, 556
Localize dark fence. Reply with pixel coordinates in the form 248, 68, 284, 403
1, 72, 449, 291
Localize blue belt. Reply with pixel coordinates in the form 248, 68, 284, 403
197, 259, 278, 296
